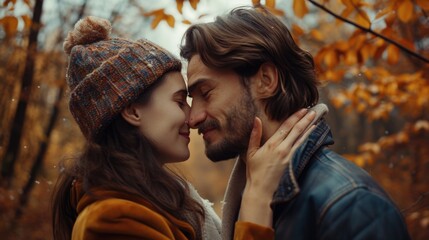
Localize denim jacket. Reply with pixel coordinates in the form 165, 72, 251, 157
271, 119, 411, 239
221, 119, 410, 240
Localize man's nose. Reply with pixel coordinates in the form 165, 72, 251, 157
188, 106, 206, 129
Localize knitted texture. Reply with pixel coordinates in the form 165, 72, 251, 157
64, 16, 181, 140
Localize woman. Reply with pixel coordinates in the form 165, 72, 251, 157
52, 16, 315, 240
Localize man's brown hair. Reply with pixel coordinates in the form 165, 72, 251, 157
180, 6, 319, 120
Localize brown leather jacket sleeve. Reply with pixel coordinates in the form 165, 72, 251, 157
233, 221, 274, 240
72, 198, 193, 240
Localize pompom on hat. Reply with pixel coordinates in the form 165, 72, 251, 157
64, 16, 181, 140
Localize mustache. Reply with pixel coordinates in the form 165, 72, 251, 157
197, 119, 221, 135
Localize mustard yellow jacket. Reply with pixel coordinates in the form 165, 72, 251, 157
70, 182, 273, 240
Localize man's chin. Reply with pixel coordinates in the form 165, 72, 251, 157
205, 144, 241, 162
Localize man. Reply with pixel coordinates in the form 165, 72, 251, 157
180, 6, 411, 240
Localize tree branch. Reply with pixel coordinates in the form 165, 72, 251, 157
307, 0, 429, 63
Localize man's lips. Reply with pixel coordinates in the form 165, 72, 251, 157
200, 128, 215, 140
198, 127, 215, 135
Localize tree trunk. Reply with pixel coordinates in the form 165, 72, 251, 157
15, 87, 63, 218
1, 0, 44, 188
14, 0, 88, 215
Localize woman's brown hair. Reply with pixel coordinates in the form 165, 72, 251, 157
180, 6, 319, 120
52, 74, 204, 240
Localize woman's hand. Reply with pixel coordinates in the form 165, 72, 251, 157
238, 108, 316, 227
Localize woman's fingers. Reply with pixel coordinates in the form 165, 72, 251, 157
278, 110, 316, 155
246, 117, 263, 160
267, 108, 309, 146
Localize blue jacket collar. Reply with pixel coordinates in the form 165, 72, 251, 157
271, 119, 334, 205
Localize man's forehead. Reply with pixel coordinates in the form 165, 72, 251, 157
187, 55, 210, 87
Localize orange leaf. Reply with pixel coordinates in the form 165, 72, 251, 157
23, 0, 31, 7
176, 0, 184, 14
417, 0, 429, 10
355, 11, 371, 29
151, 14, 164, 29
340, 6, 354, 20
375, 5, 393, 20
293, 0, 308, 18
360, 44, 375, 62
165, 14, 175, 28
324, 50, 338, 68
309, 29, 323, 41
252, 0, 261, 6
0, 16, 18, 37
291, 24, 304, 38
335, 41, 349, 52
345, 50, 357, 65
266, 0, 275, 8
386, 44, 399, 65
182, 19, 191, 25
144, 9, 163, 17
398, 1, 413, 23
189, 0, 199, 10
2, 0, 16, 7
21, 15, 32, 31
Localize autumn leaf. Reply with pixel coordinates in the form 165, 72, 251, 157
21, 15, 31, 31
2, 0, 16, 7
340, 6, 354, 20
293, 0, 308, 18
266, 0, 275, 8
335, 41, 349, 52
291, 24, 304, 38
355, 11, 371, 29
176, 0, 184, 14
144, 9, 171, 29
360, 44, 376, 62
416, 0, 429, 10
375, 5, 393, 20
345, 50, 358, 65
252, 0, 261, 6
23, 0, 31, 8
0, 15, 18, 37
386, 44, 399, 65
189, 0, 199, 10
151, 13, 164, 29
398, 0, 413, 23
324, 50, 338, 69
143, 9, 163, 17
182, 19, 191, 25
165, 14, 175, 28
309, 29, 323, 41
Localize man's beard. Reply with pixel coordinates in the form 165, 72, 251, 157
201, 91, 256, 162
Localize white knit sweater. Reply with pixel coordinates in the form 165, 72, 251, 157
188, 183, 222, 240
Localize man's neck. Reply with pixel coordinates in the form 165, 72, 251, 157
258, 114, 281, 144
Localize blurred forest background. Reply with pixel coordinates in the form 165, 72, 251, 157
0, 0, 428, 239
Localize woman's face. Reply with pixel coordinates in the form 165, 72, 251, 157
133, 72, 191, 163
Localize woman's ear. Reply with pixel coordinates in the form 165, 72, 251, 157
121, 104, 141, 127
252, 62, 279, 99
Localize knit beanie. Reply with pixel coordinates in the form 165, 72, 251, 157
64, 16, 181, 140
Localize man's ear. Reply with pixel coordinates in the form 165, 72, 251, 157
252, 62, 279, 99
121, 104, 141, 127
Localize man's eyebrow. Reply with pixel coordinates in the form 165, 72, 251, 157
188, 79, 207, 96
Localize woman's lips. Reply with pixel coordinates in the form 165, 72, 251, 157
179, 132, 190, 140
